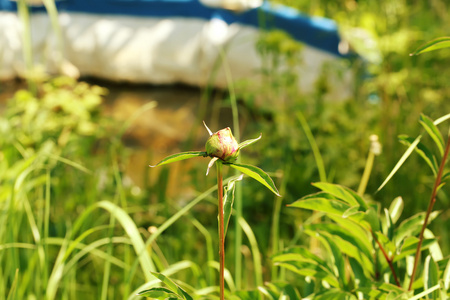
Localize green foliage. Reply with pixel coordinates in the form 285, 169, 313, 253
276, 114, 449, 299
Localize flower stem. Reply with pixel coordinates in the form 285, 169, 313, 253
217, 162, 225, 300
408, 132, 450, 291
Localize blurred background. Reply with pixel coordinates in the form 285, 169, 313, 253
0, 0, 449, 299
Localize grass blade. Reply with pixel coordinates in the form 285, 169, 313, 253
377, 135, 422, 192
419, 114, 445, 156
410, 37, 450, 56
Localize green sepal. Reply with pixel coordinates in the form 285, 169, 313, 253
238, 133, 262, 150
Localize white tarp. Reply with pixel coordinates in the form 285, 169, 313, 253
0, 11, 353, 100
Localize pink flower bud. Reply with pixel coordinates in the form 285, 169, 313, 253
205, 127, 240, 162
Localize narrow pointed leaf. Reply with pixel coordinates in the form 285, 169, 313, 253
434, 113, 450, 125
238, 133, 262, 150
420, 114, 445, 156
378, 135, 421, 192
410, 37, 450, 56
229, 163, 280, 196
399, 135, 438, 175
223, 174, 243, 235
149, 151, 207, 167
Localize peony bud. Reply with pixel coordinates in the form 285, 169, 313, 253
205, 127, 240, 162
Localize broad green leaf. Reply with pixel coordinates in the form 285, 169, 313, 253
311, 231, 347, 288
349, 257, 370, 288
328, 215, 372, 256
228, 163, 280, 196
420, 114, 445, 156
321, 230, 373, 278
289, 198, 351, 216
223, 174, 243, 235
378, 135, 421, 192
137, 287, 182, 299
424, 256, 439, 300
306, 223, 373, 274
410, 37, 450, 56
313, 289, 357, 300
312, 182, 367, 209
273, 246, 327, 267
275, 261, 339, 288
238, 133, 262, 150
399, 135, 438, 175
395, 211, 440, 247
393, 237, 437, 263
149, 272, 193, 300
443, 259, 450, 290
424, 229, 443, 261
149, 151, 207, 167
388, 197, 404, 224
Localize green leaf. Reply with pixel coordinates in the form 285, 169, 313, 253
305, 223, 373, 276
289, 197, 351, 216
395, 211, 440, 247
275, 261, 340, 288
378, 135, 422, 192
420, 114, 445, 156
410, 37, 450, 56
311, 231, 347, 288
149, 151, 207, 167
234, 290, 262, 300
388, 197, 404, 224
424, 255, 439, 299
443, 259, 450, 290
137, 287, 182, 299
148, 272, 193, 300
394, 237, 437, 263
238, 133, 262, 150
312, 182, 368, 209
223, 174, 243, 235
313, 289, 357, 300
273, 246, 327, 267
399, 135, 438, 175
228, 163, 280, 196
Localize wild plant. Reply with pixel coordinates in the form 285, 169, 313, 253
140, 122, 280, 300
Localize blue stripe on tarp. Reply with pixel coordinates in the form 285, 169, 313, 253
0, 0, 349, 57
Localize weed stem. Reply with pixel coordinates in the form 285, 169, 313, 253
408, 133, 450, 291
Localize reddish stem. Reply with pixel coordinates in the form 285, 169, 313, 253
373, 232, 400, 286
217, 162, 225, 300
408, 134, 450, 291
